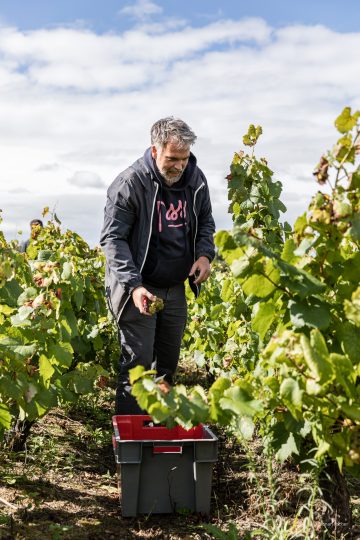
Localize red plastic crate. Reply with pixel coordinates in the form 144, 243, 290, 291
113, 414, 203, 439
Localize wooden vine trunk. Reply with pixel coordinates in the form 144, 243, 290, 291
320, 460, 352, 537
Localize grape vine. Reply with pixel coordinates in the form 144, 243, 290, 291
130, 108, 360, 476
0, 211, 118, 442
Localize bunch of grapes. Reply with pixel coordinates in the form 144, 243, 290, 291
0, 252, 15, 288
143, 296, 164, 315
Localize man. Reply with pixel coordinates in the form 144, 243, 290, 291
19, 219, 43, 253
100, 117, 215, 414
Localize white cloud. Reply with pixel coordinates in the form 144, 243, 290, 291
36, 163, 60, 172
0, 17, 359, 245
68, 171, 105, 188
0, 18, 270, 77
119, 0, 163, 20
0, 192, 105, 247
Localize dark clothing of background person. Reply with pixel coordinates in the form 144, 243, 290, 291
100, 128, 215, 414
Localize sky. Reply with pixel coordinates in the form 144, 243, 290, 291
1, 0, 360, 246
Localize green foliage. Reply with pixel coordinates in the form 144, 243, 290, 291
203, 522, 240, 539
0, 212, 118, 439
131, 107, 360, 477
182, 262, 258, 377
226, 135, 289, 250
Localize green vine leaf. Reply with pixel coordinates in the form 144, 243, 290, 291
335, 106, 360, 134
289, 298, 331, 330
344, 287, 360, 326
300, 333, 333, 383
251, 301, 276, 340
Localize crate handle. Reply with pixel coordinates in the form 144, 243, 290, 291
143, 420, 170, 429
152, 445, 183, 454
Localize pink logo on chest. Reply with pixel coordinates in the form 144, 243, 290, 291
157, 200, 187, 232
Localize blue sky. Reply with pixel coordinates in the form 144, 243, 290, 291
0, 1, 359, 245
2, 1, 360, 33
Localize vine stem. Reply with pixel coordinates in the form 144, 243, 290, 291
257, 269, 290, 296
0, 496, 18, 510
334, 128, 360, 188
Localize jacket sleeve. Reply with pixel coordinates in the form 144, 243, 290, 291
99, 177, 143, 290
195, 175, 216, 262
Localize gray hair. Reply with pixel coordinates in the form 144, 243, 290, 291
150, 117, 197, 149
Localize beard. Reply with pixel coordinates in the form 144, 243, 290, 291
159, 167, 184, 186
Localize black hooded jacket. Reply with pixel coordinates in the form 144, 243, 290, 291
100, 148, 216, 321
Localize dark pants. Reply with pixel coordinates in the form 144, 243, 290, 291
116, 282, 187, 414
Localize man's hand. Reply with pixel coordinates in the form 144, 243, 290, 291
132, 286, 156, 315
189, 256, 211, 285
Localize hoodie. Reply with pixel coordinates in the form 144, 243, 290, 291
141, 148, 194, 287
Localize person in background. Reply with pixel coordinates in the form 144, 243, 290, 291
19, 219, 43, 253
100, 117, 215, 414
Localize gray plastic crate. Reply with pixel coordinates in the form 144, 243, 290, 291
112, 415, 218, 517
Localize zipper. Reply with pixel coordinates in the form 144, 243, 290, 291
117, 181, 159, 322
192, 182, 205, 297
140, 181, 159, 272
